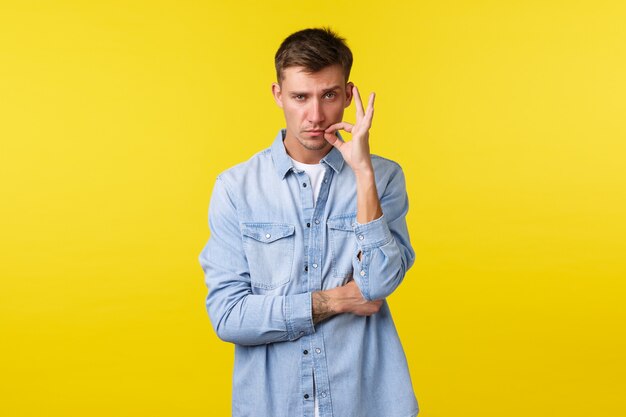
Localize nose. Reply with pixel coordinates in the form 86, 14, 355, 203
307, 98, 325, 124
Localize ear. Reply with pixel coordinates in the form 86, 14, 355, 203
344, 81, 354, 108
271, 82, 283, 108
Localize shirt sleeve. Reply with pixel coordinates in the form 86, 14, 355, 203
350, 164, 415, 301
199, 176, 315, 346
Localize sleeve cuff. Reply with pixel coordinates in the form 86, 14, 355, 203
285, 292, 315, 341
353, 214, 392, 250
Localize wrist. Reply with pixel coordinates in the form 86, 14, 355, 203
353, 165, 375, 181
312, 289, 341, 324
323, 286, 345, 314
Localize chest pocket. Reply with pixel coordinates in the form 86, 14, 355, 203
241, 223, 295, 290
327, 213, 357, 280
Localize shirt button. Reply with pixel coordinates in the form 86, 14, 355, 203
302, 183, 307, 188
358, 235, 364, 240
265, 233, 271, 239
306, 222, 310, 227
303, 350, 308, 355
360, 270, 366, 276
315, 348, 321, 354
314, 219, 320, 224
304, 266, 308, 272
321, 392, 327, 398
324, 179, 328, 183
304, 394, 309, 399
312, 263, 318, 269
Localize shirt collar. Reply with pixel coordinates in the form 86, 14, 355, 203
271, 128, 346, 179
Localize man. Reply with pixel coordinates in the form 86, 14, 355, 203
199, 27, 418, 417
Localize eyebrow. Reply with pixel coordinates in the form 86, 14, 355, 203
289, 85, 342, 96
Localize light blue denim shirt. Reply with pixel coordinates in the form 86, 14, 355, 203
199, 129, 418, 417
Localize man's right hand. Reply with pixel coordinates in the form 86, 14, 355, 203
312, 280, 383, 325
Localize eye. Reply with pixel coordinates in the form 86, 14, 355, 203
324, 91, 337, 99
294, 94, 306, 101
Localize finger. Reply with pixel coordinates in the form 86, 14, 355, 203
324, 127, 347, 148
353, 85, 365, 121
324, 131, 342, 147
325, 121, 354, 134
360, 92, 375, 130
363, 91, 375, 118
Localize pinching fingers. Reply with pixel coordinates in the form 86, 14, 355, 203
325, 121, 354, 134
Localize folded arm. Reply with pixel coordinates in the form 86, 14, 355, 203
199, 177, 315, 346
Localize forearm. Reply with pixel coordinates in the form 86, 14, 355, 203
355, 166, 383, 225
312, 280, 382, 325
351, 166, 415, 301
312, 291, 337, 324
207, 287, 314, 346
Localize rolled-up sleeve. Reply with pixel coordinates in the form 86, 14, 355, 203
351, 165, 415, 301
199, 176, 315, 346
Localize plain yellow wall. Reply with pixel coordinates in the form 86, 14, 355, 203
1, 1, 625, 416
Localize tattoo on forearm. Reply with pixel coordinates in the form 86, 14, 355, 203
312, 291, 334, 324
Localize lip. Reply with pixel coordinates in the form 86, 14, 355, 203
305, 130, 325, 136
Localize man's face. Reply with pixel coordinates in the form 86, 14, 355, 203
272, 64, 353, 163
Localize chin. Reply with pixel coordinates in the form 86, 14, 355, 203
300, 139, 329, 151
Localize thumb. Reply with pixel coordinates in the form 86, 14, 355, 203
324, 131, 342, 148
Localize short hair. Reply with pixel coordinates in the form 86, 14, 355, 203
274, 27, 353, 84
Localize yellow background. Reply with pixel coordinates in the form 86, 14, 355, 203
1, 1, 625, 416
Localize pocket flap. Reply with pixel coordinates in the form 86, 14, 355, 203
327, 214, 357, 232
241, 223, 295, 243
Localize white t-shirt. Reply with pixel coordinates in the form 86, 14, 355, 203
291, 158, 326, 205
290, 157, 325, 417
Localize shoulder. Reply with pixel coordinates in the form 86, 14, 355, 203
371, 154, 403, 171
216, 147, 273, 186
370, 154, 405, 183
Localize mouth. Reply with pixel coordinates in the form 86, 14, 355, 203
304, 130, 325, 136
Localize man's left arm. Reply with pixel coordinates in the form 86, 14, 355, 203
325, 85, 415, 301
351, 164, 415, 300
